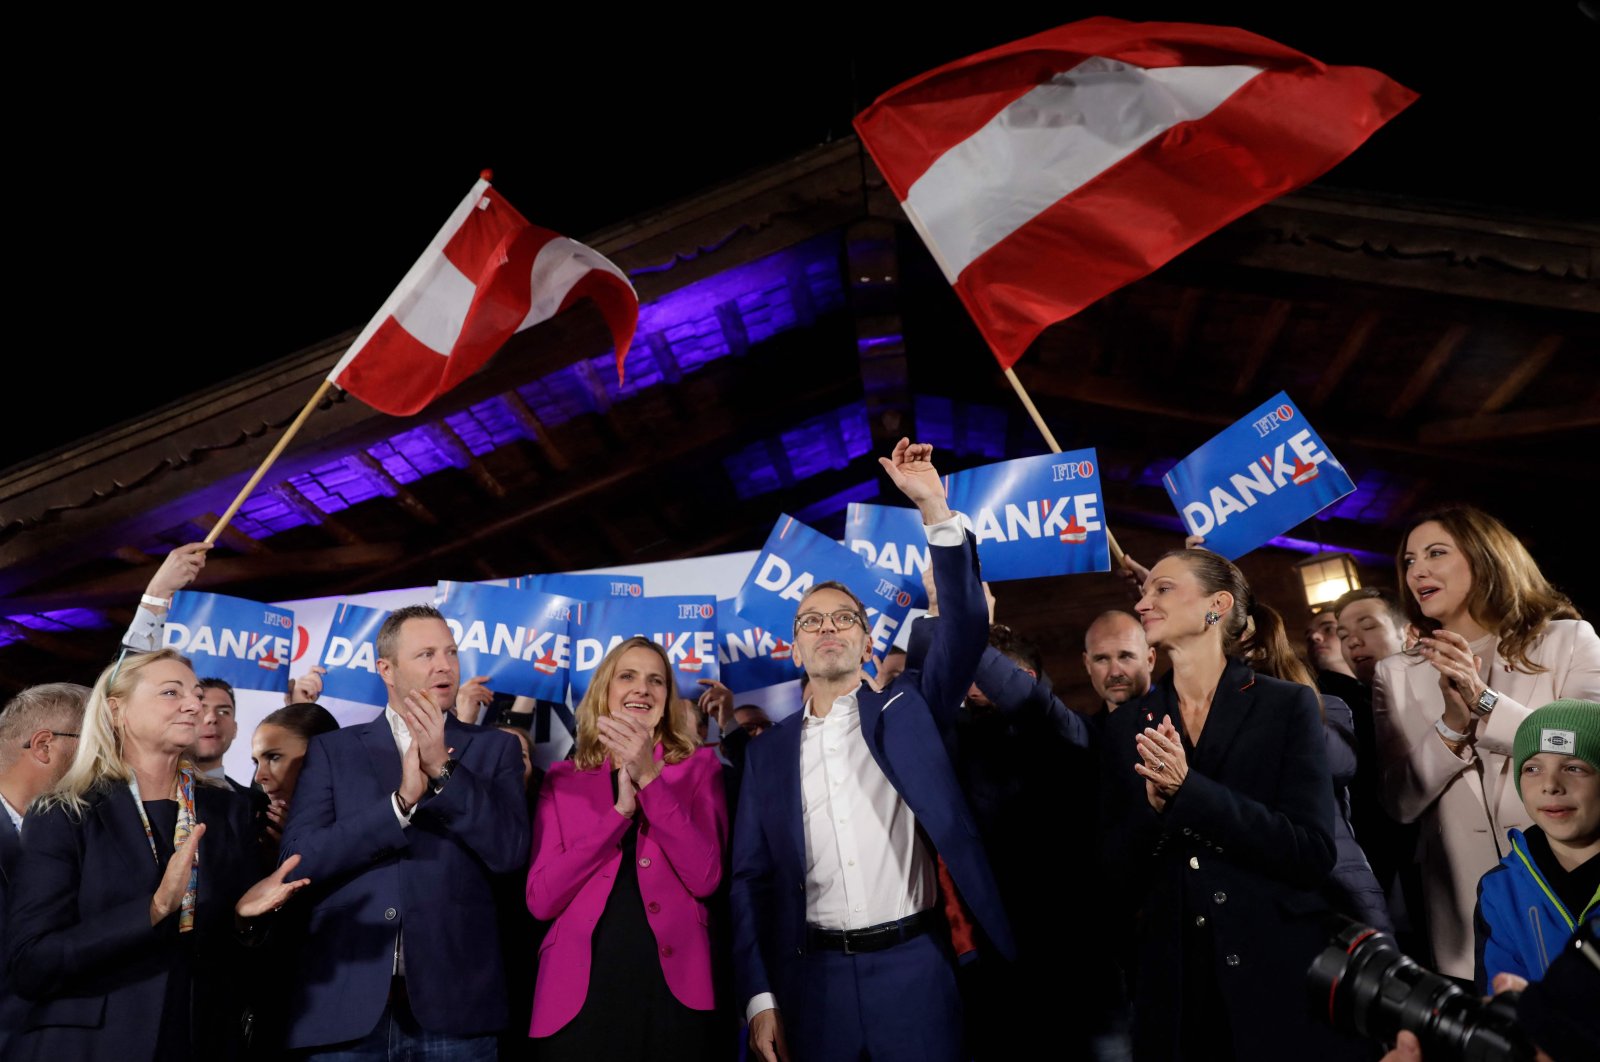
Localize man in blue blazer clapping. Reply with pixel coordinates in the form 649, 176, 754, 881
279, 605, 529, 1059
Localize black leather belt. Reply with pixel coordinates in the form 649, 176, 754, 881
806, 909, 942, 955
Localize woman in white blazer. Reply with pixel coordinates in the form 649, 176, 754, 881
1372, 505, 1600, 979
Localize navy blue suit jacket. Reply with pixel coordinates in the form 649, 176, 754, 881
0, 808, 25, 1052
277, 711, 529, 1048
5, 781, 258, 1062
730, 530, 1015, 1015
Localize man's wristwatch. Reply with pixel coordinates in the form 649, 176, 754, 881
427, 758, 458, 796
1472, 688, 1500, 718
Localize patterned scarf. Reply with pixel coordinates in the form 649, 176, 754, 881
128, 767, 199, 932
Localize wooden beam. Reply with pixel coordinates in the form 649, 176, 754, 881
1232, 299, 1293, 396
349, 453, 438, 526
1478, 334, 1563, 414
1387, 324, 1471, 419
1417, 403, 1600, 445
269, 483, 364, 546
429, 424, 508, 500
1309, 310, 1380, 407
499, 392, 570, 473
0, 618, 102, 663
715, 301, 750, 357
197, 512, 271, 554
646, 333, 682, 385
1016, 365, 1589, 476
0, 543, 409, 615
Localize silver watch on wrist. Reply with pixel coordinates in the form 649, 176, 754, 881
1471, 688, 1500, 718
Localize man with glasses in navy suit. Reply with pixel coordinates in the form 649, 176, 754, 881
732, 439, 1015, 1062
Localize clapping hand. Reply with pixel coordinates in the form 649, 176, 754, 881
455, 675, 494, 724
597, 711, 660, 791
150, 823, 206, 925
1418, 630, 1485, 733
235, 854, 311, 919
1135, 719, 1189, 811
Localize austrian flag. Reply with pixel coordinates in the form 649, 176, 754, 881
853, 18, 1416, 368
329, 174, 638, 417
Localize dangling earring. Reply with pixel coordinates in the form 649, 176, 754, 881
1204, 610, 1221, 626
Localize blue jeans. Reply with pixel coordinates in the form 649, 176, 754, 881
303, 1002, 497, 1062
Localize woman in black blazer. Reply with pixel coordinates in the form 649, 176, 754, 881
5, 648, 308, 1062
1102, 549, 1363, 1062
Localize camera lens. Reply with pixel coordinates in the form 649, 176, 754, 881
1309, 918, 1534, 1062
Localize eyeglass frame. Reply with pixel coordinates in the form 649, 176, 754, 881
22, 730, 81, 748
793, 608, 870, 635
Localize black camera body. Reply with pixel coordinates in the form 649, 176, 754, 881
1307, 918, 1534, 1062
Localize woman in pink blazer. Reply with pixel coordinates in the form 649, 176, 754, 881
1373, 505, 1600, 979
526, 636, 727, 1059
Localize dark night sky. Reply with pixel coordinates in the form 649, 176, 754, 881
14, 6, 1595, 469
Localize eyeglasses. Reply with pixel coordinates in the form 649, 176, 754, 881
795, 609, 867, 634
22, 731, 80, 748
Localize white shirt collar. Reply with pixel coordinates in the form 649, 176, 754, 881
803, 683, 863, 725
0, 792, 23, 829
384, 705, 410, 740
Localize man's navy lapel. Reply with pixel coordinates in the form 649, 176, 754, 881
358, 714, 403, 792
0, 811, 21, 883
771, 710, 806, 868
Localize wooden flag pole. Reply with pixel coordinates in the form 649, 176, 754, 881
1002, 367, 1127, 569
204, 379, 336, 545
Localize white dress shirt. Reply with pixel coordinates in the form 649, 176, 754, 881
746, 510, 962, 1021
800, 689, 936, 930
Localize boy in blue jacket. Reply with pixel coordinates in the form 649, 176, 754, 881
1474, 699, 1600, 993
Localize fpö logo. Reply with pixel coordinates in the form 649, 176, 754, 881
1252, 403, 1296, 438
676, 603, 715, 620
1051, 460, 1095, 482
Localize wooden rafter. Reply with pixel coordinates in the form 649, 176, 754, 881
1309, 310, 1381, 407
1387, 324, 1471, 419
1477, 334, 1563, 414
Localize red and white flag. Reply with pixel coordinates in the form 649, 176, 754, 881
853, 18, 1416, 368
329, 173, 638, 416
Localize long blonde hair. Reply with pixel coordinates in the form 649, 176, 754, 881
45, 648, 218, 813
572, 637, 697, 771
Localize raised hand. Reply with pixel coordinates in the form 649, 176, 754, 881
150, 822, 206, 925
878, 438, 951, 524
454, 675, 494, 724
146, 542, 211, 605
235, 853, 312, 918
287, 665, 326, 706
696, 679, 736, 732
